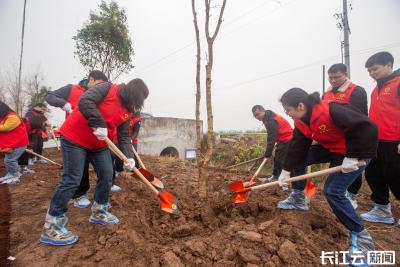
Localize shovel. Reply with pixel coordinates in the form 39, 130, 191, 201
25, 149, 63, 169
104, 138, 179, 215
244, 157, 268, 187
130, 145, 164, 190
225, 161, 366, 204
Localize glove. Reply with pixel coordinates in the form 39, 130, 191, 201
93, 127, 108, 140
62, 103, 72, 113
123, 158, 136, 171
341, 157, 359, 173
278, 170, 290, 190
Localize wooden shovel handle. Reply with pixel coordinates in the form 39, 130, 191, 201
250, 161, 366, 191
131, 145, 145, 168
104, 138, 159, 195
253, 158, 268, 177
25, 149, 62, 168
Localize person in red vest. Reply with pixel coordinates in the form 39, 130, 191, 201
278, 87, 377, 263
323, 63, 368, 209
17, 114, 49, 176
25, 103, 49, 164
360, 52, 400, 226
251, 105, 293, 182
40, 78, 149, 246
0, 101, 29, 185
46, 70, 108, 209
110, 111, 142, 193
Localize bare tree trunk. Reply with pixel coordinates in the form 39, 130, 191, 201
203, 0, 226, 167
191, 0, 206, 198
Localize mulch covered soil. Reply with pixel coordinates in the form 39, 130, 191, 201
1, 148, 400, 266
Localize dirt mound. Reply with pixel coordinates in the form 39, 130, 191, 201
2, 148, 400, 266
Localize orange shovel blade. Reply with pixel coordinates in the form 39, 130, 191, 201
132, 167, 164, 190
232, 192, 249, 204
305, 178, 317, 198
226, 180, 246, 194
158, 191, 179, 215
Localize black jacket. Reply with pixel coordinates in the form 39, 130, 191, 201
262, 110, 279, 157
45, 79, 88, 108
78, 82, 134, 158
283, 102, 378, 171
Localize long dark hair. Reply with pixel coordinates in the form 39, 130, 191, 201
280, 88, 320, 110
118, 79, 149, 113
0, 101, 14, 120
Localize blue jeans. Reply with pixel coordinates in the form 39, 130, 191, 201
324, 159, 370, 232
49, 137, 113, 217
4, 146, 26, 174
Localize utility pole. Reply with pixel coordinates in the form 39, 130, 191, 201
17, 0, 27, 115
334, 0, 351, 78
342, 0, 351, 78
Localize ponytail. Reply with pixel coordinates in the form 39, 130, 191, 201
280, 88, 320, 108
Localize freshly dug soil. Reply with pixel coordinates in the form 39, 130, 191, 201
1, 148, 399, 266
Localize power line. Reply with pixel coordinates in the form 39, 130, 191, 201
134, 0, 293, 75
216, 42, 400, 91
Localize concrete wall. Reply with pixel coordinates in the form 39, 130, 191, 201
138, 117, 201, 159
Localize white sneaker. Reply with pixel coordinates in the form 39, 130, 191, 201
0, 173, 20, 185
72, 194, 91, 208
110, 184, 121, 193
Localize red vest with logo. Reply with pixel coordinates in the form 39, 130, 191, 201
0, 112, 29, 149
323, 82, 358, 104
66, 85, 86, 118
112, 113, 142, 145
369, 76, 400, 141
265, 114, 293, 143
60, 84, 132, 150
294, 101, 346, 154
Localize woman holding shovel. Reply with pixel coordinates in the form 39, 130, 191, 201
40, 78, 149, 246
277, 88, 378, 265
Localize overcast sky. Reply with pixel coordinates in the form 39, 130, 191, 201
1, 0, 399, 131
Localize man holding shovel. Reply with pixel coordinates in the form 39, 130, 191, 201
252, 105, 293, 182
45, 70, 108, 208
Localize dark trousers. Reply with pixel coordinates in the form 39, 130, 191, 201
272, 141, 290, 177
18, 151, 30, 166
365, 141, 400, 205
28, 133, 43, 157
49, 137, 113, 217
291, 144, 344, 190
111, 144, 139, 185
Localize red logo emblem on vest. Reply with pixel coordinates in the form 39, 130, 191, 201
318, 124, 329, 134
383, 87, 392, 95
122, 113, 129, 121
338, 93, 346, 99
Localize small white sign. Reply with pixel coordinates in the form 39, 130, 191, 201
185, 149, 197, 160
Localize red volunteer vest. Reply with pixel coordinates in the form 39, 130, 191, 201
268, 114, 293, 142
112, 113, 142, 145
323, 82, 358, 104
0, 112, 29, 149
60, 84, 132, 150
295, 101, 346, 154
65, 85, 86, 118
369, 76, 400, 141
